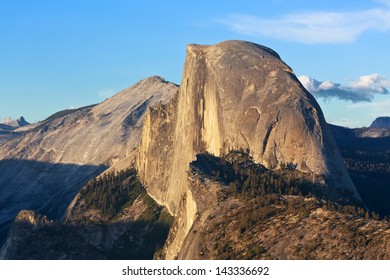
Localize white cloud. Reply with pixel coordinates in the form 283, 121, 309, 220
318, 80, 337, 91
217, 5, 390, 44
349, 73, 390, 92
298, 74, 390, 102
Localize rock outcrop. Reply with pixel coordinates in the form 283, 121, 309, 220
0, 116, 30, 129
0, 117, 30, 144
180, 172, 390, 260
137, 40, 360, 259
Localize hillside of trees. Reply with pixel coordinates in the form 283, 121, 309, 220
79, 169, 143, 219
190, 150, 363, 208
4, 168, 174, 259
185, 151, 390, 259
76, 168, 173, 259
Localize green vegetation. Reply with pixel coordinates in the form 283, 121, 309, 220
190, 150, 359, 206
190, 150, 381, 221
108, 207, 173, 260
189, 150, 390, 260
78, 168, 173, 259
190, 149, 390, 260
206, 192, 390, 260
79, 169, 143, 218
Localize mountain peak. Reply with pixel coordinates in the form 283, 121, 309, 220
370, 116, 390, 128
133, 76, 177, 89
137, 40, 360, 258
187, 40, 282, 60
17, 116, 29, 127
0, 116, 29, 128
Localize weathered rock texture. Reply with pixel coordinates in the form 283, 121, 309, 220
0, 76, 178, 246
0, 76, 177, 165
137, 40, 360, 259
180, 173, 390, 260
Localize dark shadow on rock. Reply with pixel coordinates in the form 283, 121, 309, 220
1, 218, 171, 260
329, 125, 390, 217
0, 159, 107, 247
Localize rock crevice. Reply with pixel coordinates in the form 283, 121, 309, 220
137, 40, 360, 258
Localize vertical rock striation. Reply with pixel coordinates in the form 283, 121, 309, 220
137, 40, 360, 258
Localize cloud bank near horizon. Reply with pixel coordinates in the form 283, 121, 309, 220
298, 74, 390, 102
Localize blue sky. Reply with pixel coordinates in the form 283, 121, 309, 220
1, 0, 389, 127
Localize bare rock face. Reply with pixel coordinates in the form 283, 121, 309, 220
137, 40, 360, 258
0, 76, 177, 165
0, 76, 178, 246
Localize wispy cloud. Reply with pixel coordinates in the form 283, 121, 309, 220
298, 74, 390, 102
217, 4, 390, 44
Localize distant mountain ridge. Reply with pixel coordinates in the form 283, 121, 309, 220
370, 117, 390, 128
0, 116, 31, 144
0, 116, 29, 129
329, 119, 390, 139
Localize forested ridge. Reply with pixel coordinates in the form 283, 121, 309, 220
185, 150, 390, 259
190, 151, 381, 221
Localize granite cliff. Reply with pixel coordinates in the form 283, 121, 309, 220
137, 40, 360, 258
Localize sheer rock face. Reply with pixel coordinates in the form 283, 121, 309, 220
137, 40, 360, 258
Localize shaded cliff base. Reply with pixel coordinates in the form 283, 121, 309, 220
0, 170, 172, 260
168, 151, 390, 260
0, 159, 107, 246
329, 125, 390, 216
2, 152, 390, 259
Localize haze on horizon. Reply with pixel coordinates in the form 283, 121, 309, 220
1, 0, 389, 127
